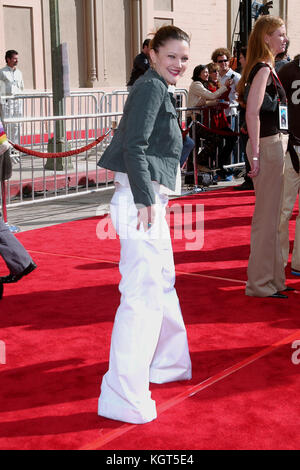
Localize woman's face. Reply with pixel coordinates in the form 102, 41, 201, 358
266, 25, 288, 56
239, 52, 246, 69
200, 68, 209, 82
150, 39, 190, 85
209, 69, 219, 81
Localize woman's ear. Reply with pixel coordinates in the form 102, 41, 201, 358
264, 34, 270, 46
149, 48, 156, 65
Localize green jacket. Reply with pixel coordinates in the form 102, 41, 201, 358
98, 68, 182, 207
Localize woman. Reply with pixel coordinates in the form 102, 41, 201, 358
239, 46, 247, 71
206, 63, 237, 180
237, 15, 290, 298
187, 64, 229, 112
186, 65, 232, 176
97, 26, 192, 424
235, 47, 254, 191
207, 62, 230, 130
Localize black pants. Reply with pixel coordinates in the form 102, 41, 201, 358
239, 131, 253, 185
185, 116, 236, 181
0, 215, 32, 274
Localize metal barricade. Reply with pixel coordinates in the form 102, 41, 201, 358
178, 103, 244, 189
0, 91, 105, 148
2, 111, 123, 207
98, 88, 189, 144
98, 90, 129, 149
175, 88, 188, 128
0, 93, 244, 209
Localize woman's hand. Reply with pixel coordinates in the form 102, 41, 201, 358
225, 78, 233, 87
137, 205, 156, 231
248, 158, 260, 178
218, 100, 229, 109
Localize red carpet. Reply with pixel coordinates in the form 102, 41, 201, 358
0, 187, 300, 450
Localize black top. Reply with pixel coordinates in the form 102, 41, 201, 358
127, 52, 150, 86
248, 62, 287, 138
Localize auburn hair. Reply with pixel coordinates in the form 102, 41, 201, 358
237, 15, 285, 103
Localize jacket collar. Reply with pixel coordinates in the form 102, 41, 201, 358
143, 68, 177, 106
144, 67, 168, 89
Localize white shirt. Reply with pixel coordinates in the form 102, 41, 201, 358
219, 68, 241, 116
114, 166, 182, 197
0, 66, 24, 96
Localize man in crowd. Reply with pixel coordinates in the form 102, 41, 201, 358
211, 47, 241, 127
127, 39, 150, 88
278, 54, 300, 277
211, 47, 241, 178
0, 50, 24, 160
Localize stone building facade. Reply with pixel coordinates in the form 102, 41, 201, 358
0, 0, 298, 93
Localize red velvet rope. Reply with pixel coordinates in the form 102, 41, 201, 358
8, 121, 241, 160
8, 131, 110, 159
197, 121, 241, 137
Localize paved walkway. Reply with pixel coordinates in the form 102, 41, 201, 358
6, 177, 244, 232
6, 189, 113, 232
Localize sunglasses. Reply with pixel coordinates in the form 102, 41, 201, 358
217, 59, 229, 63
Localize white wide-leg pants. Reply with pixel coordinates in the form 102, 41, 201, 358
98, 185, 192, 424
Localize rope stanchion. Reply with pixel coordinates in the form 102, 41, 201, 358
1, 181, 8, 224
192, 114, 199, 190
8, 129, 111, 159
1, 181, 20, 233
185, 104, 244, 137
183, 105, 245, 192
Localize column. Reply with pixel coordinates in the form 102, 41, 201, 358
85, 0, 97, 88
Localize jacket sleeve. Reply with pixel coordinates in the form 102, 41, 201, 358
123, 79, 166, 207
192, 81, 228, 103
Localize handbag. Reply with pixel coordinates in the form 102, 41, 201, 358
243, 63, 279, 113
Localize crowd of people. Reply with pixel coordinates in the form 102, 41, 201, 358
185, 50, 240, 183
1, 15, 300, 425
184, 40, 293, 190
